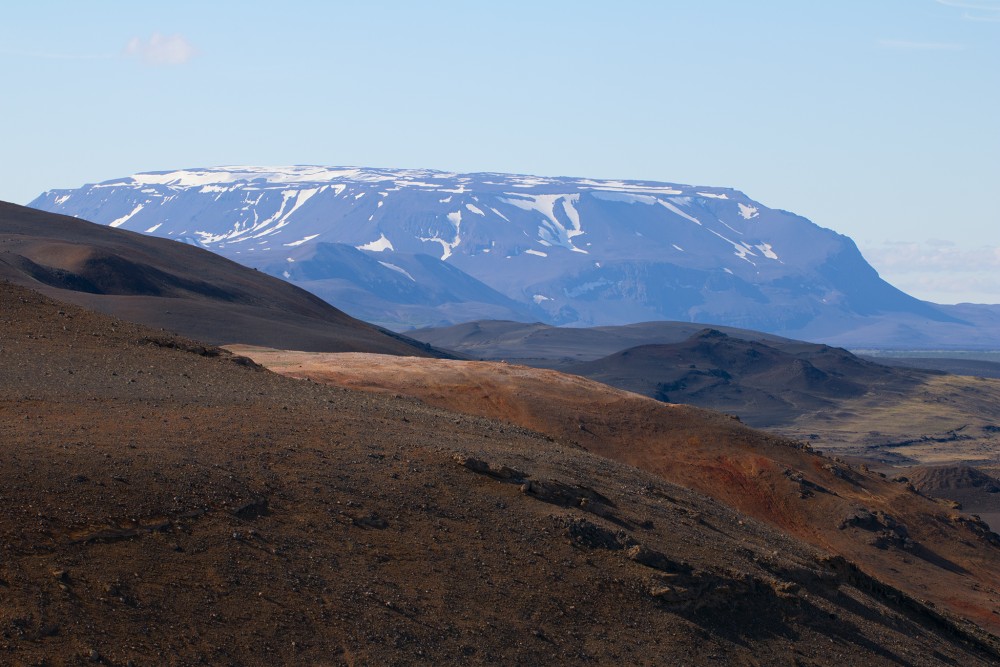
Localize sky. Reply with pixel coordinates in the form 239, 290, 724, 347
2, 0, 998, 304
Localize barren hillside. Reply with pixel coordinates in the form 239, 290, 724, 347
2, 282, 998, 665
237, 347, 1000, 642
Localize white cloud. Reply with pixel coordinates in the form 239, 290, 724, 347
935, 0, 1000, 11
124, 33, 196, 66
860, 240, 1000, 304
877, 39, 966, 51
862, 240, 1000, 271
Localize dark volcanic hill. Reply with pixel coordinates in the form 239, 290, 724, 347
410, 321, 930, 428
7, 284, 1000, 664
408, 318, 794, 367
566, 329, 920, 426
0, 201, 442, 355
910, 466, 1000, 530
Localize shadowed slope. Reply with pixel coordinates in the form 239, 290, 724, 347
0, 201, 442, 355
408, 318, 795, 366
566, 329, 908, 426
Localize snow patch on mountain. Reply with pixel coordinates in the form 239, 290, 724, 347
420, 210, 463, 260
590, 191, 658, 206
357, 233, 394, 252
756, 243, 779, 260
500, 193, 587, 254
378, 261, 416, 281
283, 234, 319, 247
657, 198, 702, 226
109, 204, 144, 228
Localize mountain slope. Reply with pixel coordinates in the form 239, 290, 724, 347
30, 165, 996, 345
235, 346, 1000, 643
260, 241, 542, 329
0, 201, 442, 355
8, 283, 1000, 664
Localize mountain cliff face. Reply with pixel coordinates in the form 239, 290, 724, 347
29, 166, 994, 346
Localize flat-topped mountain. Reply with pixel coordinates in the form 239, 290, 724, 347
30, 166, 998, 346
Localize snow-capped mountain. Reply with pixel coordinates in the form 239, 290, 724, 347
29, 165, 995, 346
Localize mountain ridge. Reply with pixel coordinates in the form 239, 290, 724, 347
29, 165, 998, 346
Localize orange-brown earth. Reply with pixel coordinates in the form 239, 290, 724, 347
5, 282, 1000, 665
236, 348, 1000, 641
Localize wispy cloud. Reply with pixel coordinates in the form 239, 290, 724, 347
936, 0, 1000, 10
862, 240, 1000, 271
862, 240, 1000, 303
935, 0, 1000, 22
877, 39, 966, 51
124, 33, 197, 66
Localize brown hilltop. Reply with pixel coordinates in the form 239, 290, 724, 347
238, 348, 1000, 640
0, 201, 442, 356
3, 282, 1000, 665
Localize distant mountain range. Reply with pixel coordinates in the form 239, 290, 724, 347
29, 166, 1000, 347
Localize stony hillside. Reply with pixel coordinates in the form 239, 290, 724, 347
236, 347, 1000, 643
3, 282, 999, 665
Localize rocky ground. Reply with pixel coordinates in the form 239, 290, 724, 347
232, 348, 1000, 655
3, 282, 1000, 665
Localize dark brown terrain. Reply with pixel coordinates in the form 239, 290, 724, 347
238, 349, 1000, 642
408, 319, 795, 368
6, 282, 1000, 665
565, 329, 911, 426
0, 201, 441, 356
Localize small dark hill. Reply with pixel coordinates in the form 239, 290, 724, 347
909, 465, 1000, 532
409, 319, 794, 367
566, 329, 921, 426
910, 466, 1000, 494
0, 201, 443, 356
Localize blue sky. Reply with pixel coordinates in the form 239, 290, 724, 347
2, 0, 998, 303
